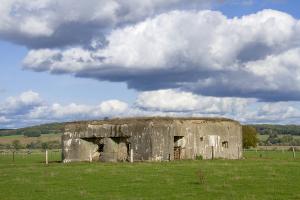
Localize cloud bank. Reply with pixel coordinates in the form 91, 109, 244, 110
0, 0, 210, 48
21, 9, 300, 101
1, 90, 300, 128
0, 91, 129, 128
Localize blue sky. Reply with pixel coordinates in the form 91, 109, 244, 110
1, 0, 300, 128
216, 0, 300, 18
0, 40, 137, 104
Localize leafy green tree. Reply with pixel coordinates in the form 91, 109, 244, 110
12, 140, 22, 151
279, 135, 293, 145
251, 124, 300, 136
24, 129, 41, 137
293, 139, 300, 146
41, 142, 49, 150
26, 142, 36, 149
242, 126, 258, 149
266, 133, 280, 145
15, 130, 23, 135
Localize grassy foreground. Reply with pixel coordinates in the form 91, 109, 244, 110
0, 151, 299, 200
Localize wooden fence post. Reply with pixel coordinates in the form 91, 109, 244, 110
293, 147, 296, 158
89, 150, 92, 163
45, 149, 48, 165
130, 149, 133, 163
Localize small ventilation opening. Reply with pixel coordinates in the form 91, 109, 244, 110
222, 141, 229, 148
200, 137, 203, 141
174, 136, 184, 144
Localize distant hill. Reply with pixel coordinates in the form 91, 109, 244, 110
1, 122, 300, 137
0, 123, 65, 137
250, 124, 300, 136
0, 129, 16, 136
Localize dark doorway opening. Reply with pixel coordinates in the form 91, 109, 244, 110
99, 143, 104, 152
174, 136, 184, 160
81, 137, 103, 161
174, 146, 181, 160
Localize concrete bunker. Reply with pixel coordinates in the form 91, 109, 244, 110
81, 136, 130, 162
62, 117, 243, 163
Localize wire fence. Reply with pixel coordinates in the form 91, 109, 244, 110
243, 147, 298, 159
0, 147, 298, 164
0, 149, 61, 164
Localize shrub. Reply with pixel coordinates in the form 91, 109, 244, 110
41, 142, 49, 150
242, 126, 258, 149
196, 155, 203, 160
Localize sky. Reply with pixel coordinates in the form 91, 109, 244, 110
1, 0, 300, 128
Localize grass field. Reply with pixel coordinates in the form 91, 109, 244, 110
0, 151, 299, 200
0, 134, 61, 145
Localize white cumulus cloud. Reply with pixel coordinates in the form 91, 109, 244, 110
0, 91, 129, 127
0, 90, 43, 115
0, 0, 210, 48
1, 90, 300, 128
136, 89, 251, 114
22, 9, 300, 101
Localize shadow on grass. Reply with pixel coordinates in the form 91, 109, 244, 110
38, 160, 61, 164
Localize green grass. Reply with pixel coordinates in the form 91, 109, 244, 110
0, 135, 23, 139
258, 134, 269, 141
0, 133, 61, 146
0, 151, 299, 200
245, 149, 298, 159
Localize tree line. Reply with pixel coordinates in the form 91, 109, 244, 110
0, 140, 61, 150
242, 125, 300, 147
251, 124, 300, 136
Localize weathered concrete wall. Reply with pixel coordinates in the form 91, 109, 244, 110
62, 131, 98, 163
171, 120, 242, 159
62, 117, 242, 163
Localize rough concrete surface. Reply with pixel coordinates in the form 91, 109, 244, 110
62, 117, 242, 163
